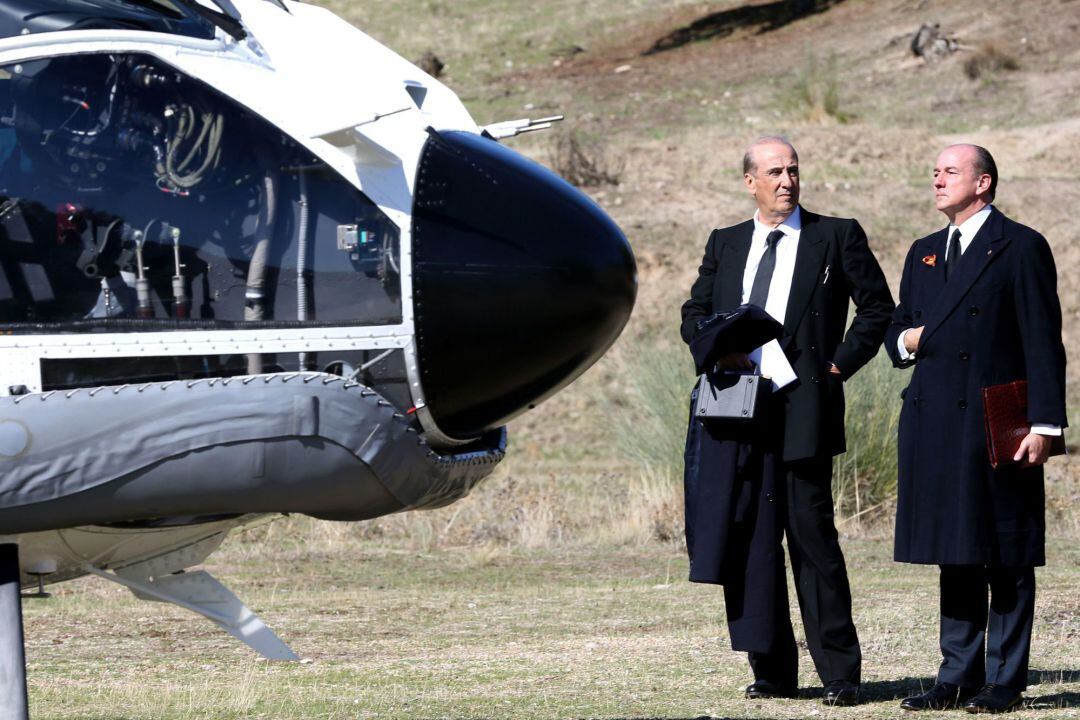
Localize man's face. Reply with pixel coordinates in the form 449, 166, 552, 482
744, 143, 800, 221
933, 146, 990, 217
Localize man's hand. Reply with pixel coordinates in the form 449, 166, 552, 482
828, 362, 842, 377
1013, 433, 1051, 468
904, 326, 924, 354
716, 352, 753, 371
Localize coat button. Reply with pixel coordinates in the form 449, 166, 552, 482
766, 492, 775, 503
809, 344, 817, 351
811, 376, 820, 384
959, 351, 970, 361
958, 400, 968, 409
969, 306, 979, 316
914, 310, 922, 318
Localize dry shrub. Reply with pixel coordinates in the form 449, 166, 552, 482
963, 42, 1019, 81
789, 53, 851, 124
549, 129, 623, 187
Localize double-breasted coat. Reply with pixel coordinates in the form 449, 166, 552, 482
885, 207, 1067, 567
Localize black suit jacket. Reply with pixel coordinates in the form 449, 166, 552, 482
681, 208, 894, 461
885, 207, 1067, 566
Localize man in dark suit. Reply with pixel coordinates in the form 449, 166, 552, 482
680, 137, 894, 706
886, 144, 1067, 714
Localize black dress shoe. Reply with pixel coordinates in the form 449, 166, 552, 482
744, 679, 797, 699
822, 679, 860, 706
963, 684, 1023, 714
900, 682, 978, 711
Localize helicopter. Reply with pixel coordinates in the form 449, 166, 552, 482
0, 0, 636, 715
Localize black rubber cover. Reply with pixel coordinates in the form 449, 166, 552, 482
412, 130, 636, 439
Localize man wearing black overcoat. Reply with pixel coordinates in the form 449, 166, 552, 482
886, 144, 1067, 714
680, 137, 894, 706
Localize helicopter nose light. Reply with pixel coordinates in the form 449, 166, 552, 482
411, 129, 636, 440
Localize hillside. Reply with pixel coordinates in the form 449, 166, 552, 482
318, 0, 1079, 487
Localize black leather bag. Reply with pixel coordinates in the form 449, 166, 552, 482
693, 371, 769, 421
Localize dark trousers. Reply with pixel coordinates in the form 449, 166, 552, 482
747, 457, 861, 687
937, 565, 1035, 692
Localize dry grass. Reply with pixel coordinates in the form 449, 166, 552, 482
24, 531, 1080, 719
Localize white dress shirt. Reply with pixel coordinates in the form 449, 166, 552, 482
738, 207, 802, 387
741, 205, 801, 322
897, 205, 1059, 436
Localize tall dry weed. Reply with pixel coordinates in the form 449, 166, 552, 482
788, 52, 851, 124
613, 338, 696, 481
832, 350, 909, 525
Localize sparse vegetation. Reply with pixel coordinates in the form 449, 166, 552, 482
832, 351, 910, 526
549, 129, 623, 187
24, 529, 1080, 718
789, 52, 852, 124
614, 338, 696, 482
614, 342, 911, 529
963, 41, 1020, 81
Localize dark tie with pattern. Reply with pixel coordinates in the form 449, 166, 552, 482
945, 227, 962, 281
748, 229, 784, 308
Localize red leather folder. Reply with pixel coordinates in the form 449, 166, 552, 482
982, 380, 1066, 468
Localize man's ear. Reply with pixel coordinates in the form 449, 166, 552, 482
976, 173, 992, 196
743, 172, 755, 195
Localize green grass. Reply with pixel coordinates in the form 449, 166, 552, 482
24, 527, 1080, 718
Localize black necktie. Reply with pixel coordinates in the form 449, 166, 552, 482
945, 227, 962, 281
748, 229, 784, 309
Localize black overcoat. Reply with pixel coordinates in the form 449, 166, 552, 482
885, 207, 1067, 567
681, 209, 895, 462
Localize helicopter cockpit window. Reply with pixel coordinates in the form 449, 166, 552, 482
0, 52, 402, 332
0, 0, 217, 41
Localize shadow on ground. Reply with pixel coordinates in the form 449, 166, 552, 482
1030, 668, 1080, 685
1027, 668, 1080, 709
644, 0, 846, 55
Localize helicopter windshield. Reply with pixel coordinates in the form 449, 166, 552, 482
0, 0, 219, 40
0, 52, 403, 335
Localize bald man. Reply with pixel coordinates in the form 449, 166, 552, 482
681, 137, 894, 706
886, 145, 1067, 713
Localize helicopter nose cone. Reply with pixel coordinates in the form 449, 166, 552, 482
411, 130, 636, 441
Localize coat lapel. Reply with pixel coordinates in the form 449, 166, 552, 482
718, 224, 751, 310
782, 211, 828, 337
920, 208, 1012, 345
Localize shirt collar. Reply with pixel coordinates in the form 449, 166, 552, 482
753, 205, 802, 237
949, 204, 992, 241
